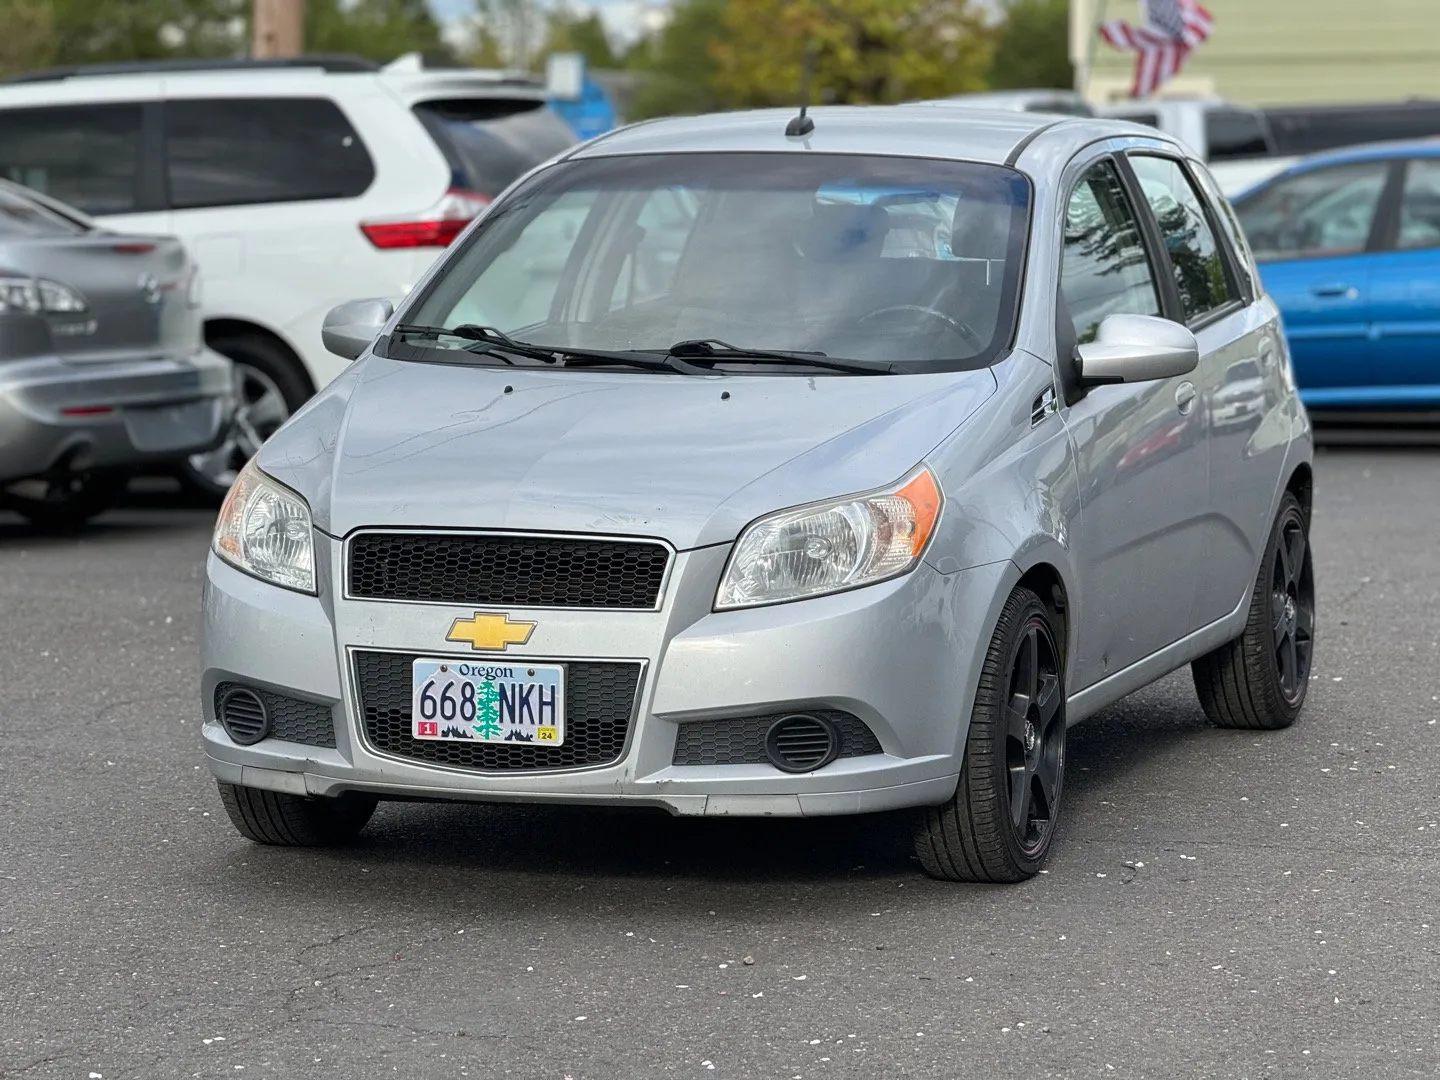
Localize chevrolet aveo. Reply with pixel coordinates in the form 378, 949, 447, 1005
201, 106, 1316, 882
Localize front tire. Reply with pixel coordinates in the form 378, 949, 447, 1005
913, 586, 1066, 883
217, 782, 377, 846
1192, 492, 1315, 730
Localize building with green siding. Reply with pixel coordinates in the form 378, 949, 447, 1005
1070, 0, 1440, 106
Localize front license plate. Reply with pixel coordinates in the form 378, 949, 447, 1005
410, 659, 565, 746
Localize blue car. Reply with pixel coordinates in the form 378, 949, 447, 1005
1233, 140, 1440, 414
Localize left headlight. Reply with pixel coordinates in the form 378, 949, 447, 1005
213, 460, 316, 594
715, 466, 942, 610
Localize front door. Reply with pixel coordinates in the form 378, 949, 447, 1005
1364, 156, 1440, 403
1057, 156, 1209, 691
1233, 158, 1395, 400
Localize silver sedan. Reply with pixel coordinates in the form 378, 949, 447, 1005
0, 181, 233, 527
199, 106, 1314, 882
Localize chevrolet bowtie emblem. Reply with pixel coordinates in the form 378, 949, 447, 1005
445, 612, 536, 652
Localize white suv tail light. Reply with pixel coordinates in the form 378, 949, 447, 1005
359, 187, 491, 249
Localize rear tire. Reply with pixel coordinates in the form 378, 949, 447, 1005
913, 586, 1066, 883
217, 781, 377, 846
1191, 492, 1314, 730
181, 333, 311, 500
1, 469, 130, 529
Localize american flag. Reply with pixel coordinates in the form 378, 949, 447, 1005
1101, 0, 1215, 99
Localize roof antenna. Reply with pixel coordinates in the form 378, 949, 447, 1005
785, 45, 816, 137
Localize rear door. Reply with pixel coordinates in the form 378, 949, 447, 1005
1362, 155, 1440, 402
1233, 158, 1397, 397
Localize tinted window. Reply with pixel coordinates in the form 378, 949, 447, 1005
1129, 155, 1234, 321
1061, 161, 1161, 344
0, 182, 87, 237
413, 99, 578, 197
1190, 163, 1258, 300
1205, 108, 1274, 160
1267, 103, 1440, 155
0, 104, 142, 215
1234, 160, 1389, 261
164, 98, 374, 210
404, 152, 1032, 373
1398, 158, 1440, 250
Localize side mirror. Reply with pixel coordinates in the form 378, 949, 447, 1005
322, 298, 395, 361
1076, 313, 1199, 385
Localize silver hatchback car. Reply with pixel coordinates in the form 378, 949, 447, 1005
200, 107, 1315, 882
0, 181, 234, 526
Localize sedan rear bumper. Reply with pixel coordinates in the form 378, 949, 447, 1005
0, 348, 235, 481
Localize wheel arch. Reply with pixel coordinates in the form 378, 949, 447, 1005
204, 318, 317, 400
1014, 559, 1071, 680
1285, 461, 1313, 527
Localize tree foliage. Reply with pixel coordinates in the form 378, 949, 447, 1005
987, 0, 1072, 90
711, 0, 993, 109
305, 0, 446, 62
0, 0, 58, 76
625, 0, 729, 119
535, 5, 617, 70
47, 0, 243, 66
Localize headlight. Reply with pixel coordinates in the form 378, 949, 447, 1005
715, 467, 942, 610
213, 460, 316, 594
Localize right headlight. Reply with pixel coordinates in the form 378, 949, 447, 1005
715, 467, 942, 610
213, 460, 316, 594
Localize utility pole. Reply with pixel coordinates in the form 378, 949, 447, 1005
253, 0, 304, 58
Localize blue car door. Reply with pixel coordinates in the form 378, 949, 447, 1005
1363, 156, 1440, 406
1236, 158, 1395, 400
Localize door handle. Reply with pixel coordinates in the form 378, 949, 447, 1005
1311, 283, 1358, 299
1175, 381, 1196, 414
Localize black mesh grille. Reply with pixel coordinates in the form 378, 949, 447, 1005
214, 684, 336, 748
354, 650, 640, 771
672, 710, 883, 766
347, 533, 670, 609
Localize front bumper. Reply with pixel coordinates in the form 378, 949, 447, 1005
200, 537, 1013, 817
0, 348, 235, 482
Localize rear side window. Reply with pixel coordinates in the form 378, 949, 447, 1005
163, 98, 375, 210
1189, 163, 1258, 300
1061, 161, 1162, 344
0, 104, 143, 216
1397, 158, 1440, 250
0, 183, 87, 237
1205, 108, 1274, 161
1129, 155, 1235, 322
413, 99, 578, 197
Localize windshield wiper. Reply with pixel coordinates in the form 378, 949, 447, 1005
390, 323, 700, 373
664, 339, 894, 375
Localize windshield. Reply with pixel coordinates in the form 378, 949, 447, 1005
394, 152, 1031, 373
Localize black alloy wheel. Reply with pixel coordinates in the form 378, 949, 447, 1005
1193, 491, 1315, 730
914, 586, 1066, 882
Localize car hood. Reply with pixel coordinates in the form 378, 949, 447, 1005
257, 355, 997, 550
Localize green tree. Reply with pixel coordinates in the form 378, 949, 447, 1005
712, 0, 993, 109
536, 5, 617, 70
0, 0, 57, 76
305, 0, 446, 62
625, 0, 729, 119
47, 0, 244, 66
987, 0, 1073, 90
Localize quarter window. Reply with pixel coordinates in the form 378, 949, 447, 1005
164, 98, 375, 210
1397, 159, 1440, 250
0, 104, 143, 216
1129, 155, 1234, 321
1233, 160, 1389, 262
1061, 161, 1162, 344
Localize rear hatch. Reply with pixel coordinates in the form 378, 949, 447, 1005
0, 182, 199, 362
412, 96, 579, 199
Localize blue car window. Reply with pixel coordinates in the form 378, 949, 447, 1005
1234, 160, 1389, 262
1129, 155, 1235, 323
1397, 159, 1440, 250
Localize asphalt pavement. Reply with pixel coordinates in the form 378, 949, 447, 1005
1, 447, 1437, 1080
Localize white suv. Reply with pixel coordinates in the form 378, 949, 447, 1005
0, 55, 578, 494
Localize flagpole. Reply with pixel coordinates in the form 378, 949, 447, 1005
1080, 0, 1110, 103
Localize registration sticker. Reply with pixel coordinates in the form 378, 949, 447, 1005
411, 659, 565, 746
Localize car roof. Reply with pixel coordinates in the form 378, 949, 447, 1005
568, 105, 1156, 168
